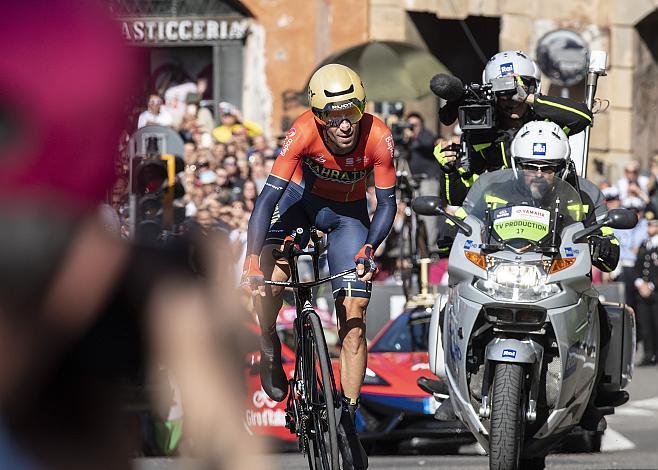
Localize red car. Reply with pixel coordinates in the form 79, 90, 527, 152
357, 307, 472, 453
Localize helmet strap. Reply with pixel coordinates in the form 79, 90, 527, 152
562, 160, 581, 194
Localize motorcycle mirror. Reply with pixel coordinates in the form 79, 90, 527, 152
412, 196, 442, 216
411, 196, 472, 236
606, 208, 638, 230
573, 208, 638, 242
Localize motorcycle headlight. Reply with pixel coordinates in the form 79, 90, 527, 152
475, 262, 561, 302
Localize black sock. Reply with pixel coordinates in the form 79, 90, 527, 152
341, 394, 359, 417
260, 326, 279, 357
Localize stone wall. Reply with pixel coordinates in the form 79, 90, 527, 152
242, 0, 369, 135
633, 11, 658, 177
369, 0, 658, 180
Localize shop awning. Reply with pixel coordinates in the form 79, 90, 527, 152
308, 40, 450, 102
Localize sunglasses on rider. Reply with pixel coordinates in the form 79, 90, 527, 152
520, 163, 560, 174
312, 99, 365, 128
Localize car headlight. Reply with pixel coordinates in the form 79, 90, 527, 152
362, 367, 389, 386
475, 262, 561, 302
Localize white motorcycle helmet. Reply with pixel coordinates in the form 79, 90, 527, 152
482, 50, 542, 93
510, 121, 571, 176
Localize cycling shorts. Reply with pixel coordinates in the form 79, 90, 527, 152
264, 182, 371, 299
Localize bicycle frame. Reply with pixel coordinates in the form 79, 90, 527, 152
289, 246, 339, 446
264, 228, 355, 466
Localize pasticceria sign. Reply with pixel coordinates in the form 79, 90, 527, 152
120, 18, 250, 44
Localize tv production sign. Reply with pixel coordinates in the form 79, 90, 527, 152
120, 17, 250, 44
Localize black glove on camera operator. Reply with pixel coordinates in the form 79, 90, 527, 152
430, 50, 593, 207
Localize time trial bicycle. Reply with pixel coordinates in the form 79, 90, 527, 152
265, 227, 355, 470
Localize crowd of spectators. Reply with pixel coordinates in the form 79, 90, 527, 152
596, 159, 658, 366
114, 89, 287, 283
116, 91, 437, 287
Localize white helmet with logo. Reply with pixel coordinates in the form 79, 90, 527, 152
510, 121, 571, 173
482, 50, 542, 92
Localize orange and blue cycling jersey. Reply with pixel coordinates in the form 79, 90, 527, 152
245, 110, 397, 298
269, 110, 396, 201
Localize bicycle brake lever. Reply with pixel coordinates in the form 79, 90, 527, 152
273, 236, 296, 261
292, 227, 304, 246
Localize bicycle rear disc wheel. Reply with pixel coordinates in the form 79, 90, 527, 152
303, 311, 340, 470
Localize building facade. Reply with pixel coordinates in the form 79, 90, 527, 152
366, 0, 658, 180
111, 0, 658, 179
248, 0, 657, 179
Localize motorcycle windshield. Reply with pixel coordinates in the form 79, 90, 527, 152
463, 169, 584, 248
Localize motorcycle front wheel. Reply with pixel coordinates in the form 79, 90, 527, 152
489, 362, 526, 470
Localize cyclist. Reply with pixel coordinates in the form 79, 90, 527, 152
435, 50, 594, 207
241, 63, 397, 469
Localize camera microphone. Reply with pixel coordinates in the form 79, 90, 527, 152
429, 73, 465, 102
430, 74, 467, 125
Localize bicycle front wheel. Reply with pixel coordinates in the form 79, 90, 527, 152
302, 311, 340, 470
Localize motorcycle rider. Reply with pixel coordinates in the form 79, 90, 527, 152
428, 121, 620, 419
465, 121, 619, 271
435, 50, 593, 207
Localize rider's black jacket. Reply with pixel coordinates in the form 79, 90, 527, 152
439, 94, 593, 206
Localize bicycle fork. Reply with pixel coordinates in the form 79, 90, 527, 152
285, 312, 311, 452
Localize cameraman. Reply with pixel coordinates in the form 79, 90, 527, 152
402, 112, 440, 245
435, 50, 593, 207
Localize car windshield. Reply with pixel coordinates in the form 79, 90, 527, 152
462, 169, 584, 248
370, 314, 430, 353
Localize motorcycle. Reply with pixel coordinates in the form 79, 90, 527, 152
413, 169, 637, 469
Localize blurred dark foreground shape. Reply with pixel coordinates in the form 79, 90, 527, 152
0, 1, 264, 469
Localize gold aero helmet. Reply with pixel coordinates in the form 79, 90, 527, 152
308, 64, 366, 127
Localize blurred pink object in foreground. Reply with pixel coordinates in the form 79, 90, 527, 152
0, 0, 138, 210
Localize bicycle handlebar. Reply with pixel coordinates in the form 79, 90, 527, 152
264, 267, 356, 289
272, 227, 328, 262
267, 227, 357, 289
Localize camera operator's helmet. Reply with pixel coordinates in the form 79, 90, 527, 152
483, 51, 542, 93
510, 121, 571, 176
308, 64, 366, 127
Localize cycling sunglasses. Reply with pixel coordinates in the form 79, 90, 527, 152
520, 162, 561, 174
312, 98, 365, 127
